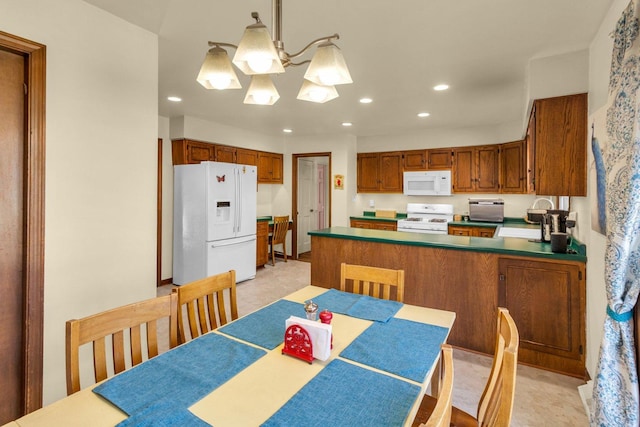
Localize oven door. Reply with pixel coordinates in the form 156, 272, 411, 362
397, 226, 447, 235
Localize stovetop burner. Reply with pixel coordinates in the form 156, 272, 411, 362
429, 218, 447, 223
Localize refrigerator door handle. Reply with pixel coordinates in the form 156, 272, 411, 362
236, 167, 241, 234
209, 235, 256, 248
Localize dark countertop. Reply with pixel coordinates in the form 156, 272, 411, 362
257, 216, 271, 222
309, 226, 586, 262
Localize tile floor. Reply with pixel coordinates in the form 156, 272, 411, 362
161, 259, 590, 426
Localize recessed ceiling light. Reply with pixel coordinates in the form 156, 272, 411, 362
359, 97, 373, 104
167, 96, 182, 102
342, 122, 353, 127
418, 112, 430, 118
433, 84, 449, 91
283, 128, 293, 133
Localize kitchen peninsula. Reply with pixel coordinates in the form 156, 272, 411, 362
309, 226, 587, 378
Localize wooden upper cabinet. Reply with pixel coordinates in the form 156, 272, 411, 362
236, 148, 258, 166
172, 139, 215, 164
172, 140, 282, 184
532, 93, 587, 196
402, 150, 427, 171
452, 147, 475, 192
426, 148, 452, 170
257, 152, 283, 184
215, 145, 236, 163
357, 153, 381, 192
379, 152, 403, 192
357, 151, 403, 193
452, 145, 499, 193
499, 140, 527, 194
475, 145, 500, 192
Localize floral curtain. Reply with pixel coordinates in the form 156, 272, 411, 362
592, 1, 640, 425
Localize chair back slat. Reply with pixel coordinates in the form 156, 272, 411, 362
477, 307, 519, 427
112, 330, 126, 374
174, 270, 238, 344
270, 215, 289, 265
421, 345, 454, 427
147, 320, 159, 358
93, 339, 108, 383
65, 293, 178, 395
340, 263, 405, 302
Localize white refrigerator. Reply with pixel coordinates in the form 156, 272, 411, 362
173, 161, 257, 285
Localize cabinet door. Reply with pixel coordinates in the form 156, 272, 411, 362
350, 219, 373, 229
237, 148, 258, 166
357, 153, 381, 192
534, 93, 587, 196
427, 149, 452, 170
215, 145, 236, 163
375, 221, 397, 231
476, 227, 496, 238
475, 145, 499, 192
500, 140, 526, 194
379, 152, 403, 192
257, 152, 283, 183
256, 221, 269, 267
498, 258, 585, 374
403, 150, 427, 171
448, 225, 471, 236
452, 148, 475, 192
526, 111, 536, 194
270, 153, 283, 183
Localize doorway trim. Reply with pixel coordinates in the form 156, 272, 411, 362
291, 152, 331, 258
0, 31, 46, 413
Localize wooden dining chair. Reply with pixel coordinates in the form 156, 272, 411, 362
65, 293, 178, 395
172, 270, 238, 344
269, 215, 289, 265
417, 344, 454, 427
412, 307, 519, 427
340, 262, 405, 302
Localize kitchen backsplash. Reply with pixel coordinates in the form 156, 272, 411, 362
352, 193, 551, 220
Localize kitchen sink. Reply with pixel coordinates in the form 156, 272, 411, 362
496, 227, 541, 240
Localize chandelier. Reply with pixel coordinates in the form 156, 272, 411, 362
196, 0, 352, 105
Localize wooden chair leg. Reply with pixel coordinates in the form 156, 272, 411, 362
271, 243, 275, 266
283, 241, 287, 262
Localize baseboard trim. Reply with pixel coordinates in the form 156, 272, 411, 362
578, 380, 593, 423
160, 278, 173, 286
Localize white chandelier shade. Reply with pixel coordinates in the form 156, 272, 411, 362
196, 46, 242, 90
296, 79, 338, 103
304, 42, 353, 86
232, 22, 285, 75
243, 74, 280, 105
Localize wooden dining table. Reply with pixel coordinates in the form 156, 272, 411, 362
7, 286, 455, 427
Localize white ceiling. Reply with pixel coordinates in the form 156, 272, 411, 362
84, 0, 612, 138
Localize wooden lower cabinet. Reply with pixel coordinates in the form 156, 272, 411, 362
256, 221, 269, 267
310, 234, 587, 378
448, 224, 496, 237
350, 219, 397, 231
498, 257, 586, 377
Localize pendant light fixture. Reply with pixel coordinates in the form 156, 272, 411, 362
196, 0, 352, 105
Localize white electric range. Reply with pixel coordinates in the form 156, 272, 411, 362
396, 203, 454, 234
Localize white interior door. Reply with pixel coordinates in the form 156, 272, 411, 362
297, 158, 317, 254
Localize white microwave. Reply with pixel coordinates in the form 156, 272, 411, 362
403, 170, 452, 196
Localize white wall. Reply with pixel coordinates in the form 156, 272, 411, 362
0, 0, 159, 404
